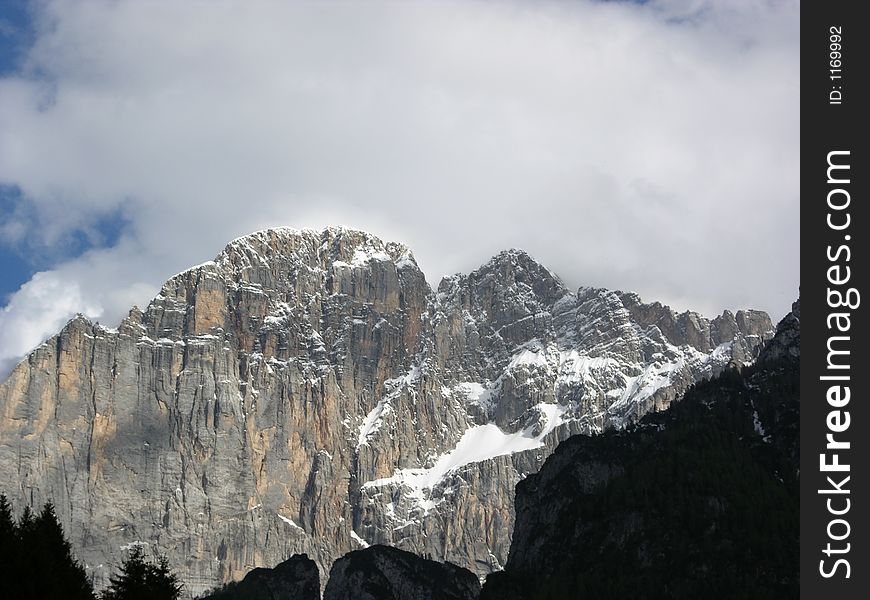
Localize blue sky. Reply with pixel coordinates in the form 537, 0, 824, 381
0, 2, 128, 303
0, 1, 35, 301
0, 0, 31, 76
0, 187, 32, 302
0, 0, 800, 378
0, 183, 128, 301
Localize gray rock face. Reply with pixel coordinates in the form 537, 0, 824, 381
324, 545, 480, 600
0, 227, 773, 596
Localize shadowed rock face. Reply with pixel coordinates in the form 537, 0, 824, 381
0, 227, 773, 596
200, 554, 319, 600
324, 545, 480, 600
758, 297, 800, 363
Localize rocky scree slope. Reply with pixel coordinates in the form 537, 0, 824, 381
0, 227, 772, 596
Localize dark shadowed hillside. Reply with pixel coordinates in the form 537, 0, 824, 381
324, 545, 480, 600
198, 554, 319, 600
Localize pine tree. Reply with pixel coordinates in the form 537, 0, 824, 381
13, 504, 38, 599
32, 503, 95, 599
101, 545, 183, 600
17, 504, 35, 536
5, 501, 96, 600
0, 495, 16, 591
0, 495, 13, 539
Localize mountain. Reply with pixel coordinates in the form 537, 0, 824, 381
0, 227, 773, 595
481, 299, 800, 599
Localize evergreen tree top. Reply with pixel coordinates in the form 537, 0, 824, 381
102, 545, 183, 600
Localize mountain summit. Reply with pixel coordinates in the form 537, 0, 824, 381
0, 227, 773, 596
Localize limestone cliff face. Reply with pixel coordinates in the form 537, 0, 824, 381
0, 227, 773, 596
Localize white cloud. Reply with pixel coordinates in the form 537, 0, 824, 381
0, 270, 100, 376
0, 0, 799, 377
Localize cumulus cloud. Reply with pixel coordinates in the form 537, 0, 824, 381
0, 0, 799, 377
0, 270, 99, 376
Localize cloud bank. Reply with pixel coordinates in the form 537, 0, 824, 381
0, 0, 799, 377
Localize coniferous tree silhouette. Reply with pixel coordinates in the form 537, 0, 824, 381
0, 496, 95, 600
17, 504, 35, 536
0, 495, 13, 540
0, 495, 15, 591
101, 545, 183, 600
14, 504, 39, 599
32, 503, 95, 599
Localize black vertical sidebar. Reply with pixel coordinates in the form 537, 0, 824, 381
801, 2, 868, 598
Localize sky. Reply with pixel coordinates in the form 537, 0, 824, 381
0, 0, 800, 379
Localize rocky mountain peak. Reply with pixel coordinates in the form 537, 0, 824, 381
216, 227, 418, 276
434, 249, 569, 358
450, 249, 567, 304
758, 295, 800, 363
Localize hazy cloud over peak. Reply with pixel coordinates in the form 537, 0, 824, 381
0, 0, 799, 377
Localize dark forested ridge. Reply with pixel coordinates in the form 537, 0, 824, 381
482, 300, 800, 600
